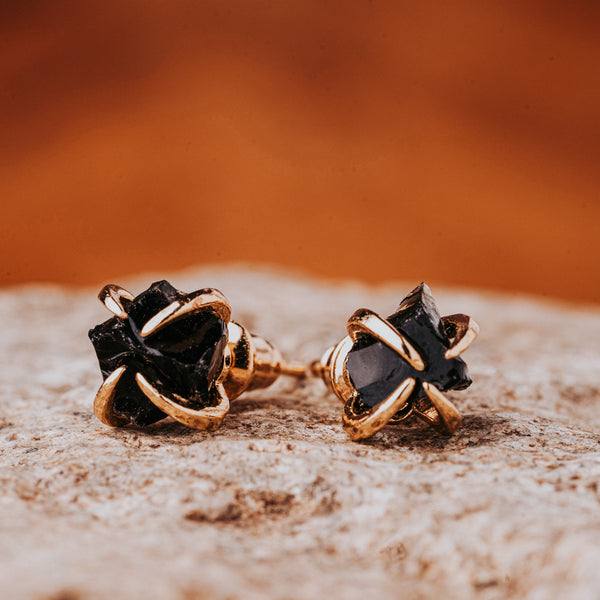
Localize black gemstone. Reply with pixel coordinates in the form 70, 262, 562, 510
346, 283, 471, 410
89, 280, 228, 426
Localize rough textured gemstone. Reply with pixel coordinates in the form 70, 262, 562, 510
89, 280, 228, 426
346, 283, 471, 409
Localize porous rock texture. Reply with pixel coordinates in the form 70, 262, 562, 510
1, 265, 600, 600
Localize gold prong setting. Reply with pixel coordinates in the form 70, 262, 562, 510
319, 283, 479, 440
98, 284, 134, 319
135, 373, 230, 431
140, 289, 231, 338
347, 309, 425, 371
89, 280, 232, 430
342, 377, 416, 441
442, 314, 480, 359
93, 365, 130, 427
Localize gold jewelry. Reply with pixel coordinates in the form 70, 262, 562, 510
89, 280, 305, 431
311, 283, 479, 441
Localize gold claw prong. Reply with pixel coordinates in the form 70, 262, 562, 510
420, 382, 462, 434
98, 285, 135, 319
442, 314, 480, 359
342, 377, 416, 441
347, 309, 425, 371
135, 373, 229, 431
93, 365, 130, 427
140, 290, 232, 338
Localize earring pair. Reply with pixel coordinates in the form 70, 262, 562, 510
89, 280, 478, 440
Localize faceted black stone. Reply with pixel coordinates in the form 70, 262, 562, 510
346, 283, 472, 410
89, 280, 228, 426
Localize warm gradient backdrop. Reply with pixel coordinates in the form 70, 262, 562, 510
1, 1, 599, 302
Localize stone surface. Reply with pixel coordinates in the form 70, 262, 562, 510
346, 283, 471, 409
1, 265, 600, 600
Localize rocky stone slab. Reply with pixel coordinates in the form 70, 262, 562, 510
1, 265, 600, 600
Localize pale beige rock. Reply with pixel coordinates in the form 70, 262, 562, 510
1, 265, 600, 600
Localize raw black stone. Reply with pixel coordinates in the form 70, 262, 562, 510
89, 280, 228, 426
346, 283, 472, 410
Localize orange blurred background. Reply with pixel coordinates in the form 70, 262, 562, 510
1, 1, 599, 302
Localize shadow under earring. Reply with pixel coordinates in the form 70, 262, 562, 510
311, 283, 479, 441
89, 280, 305, 431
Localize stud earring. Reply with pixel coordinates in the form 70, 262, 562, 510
310, 283, 479, 441
89, 280, 306, 431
